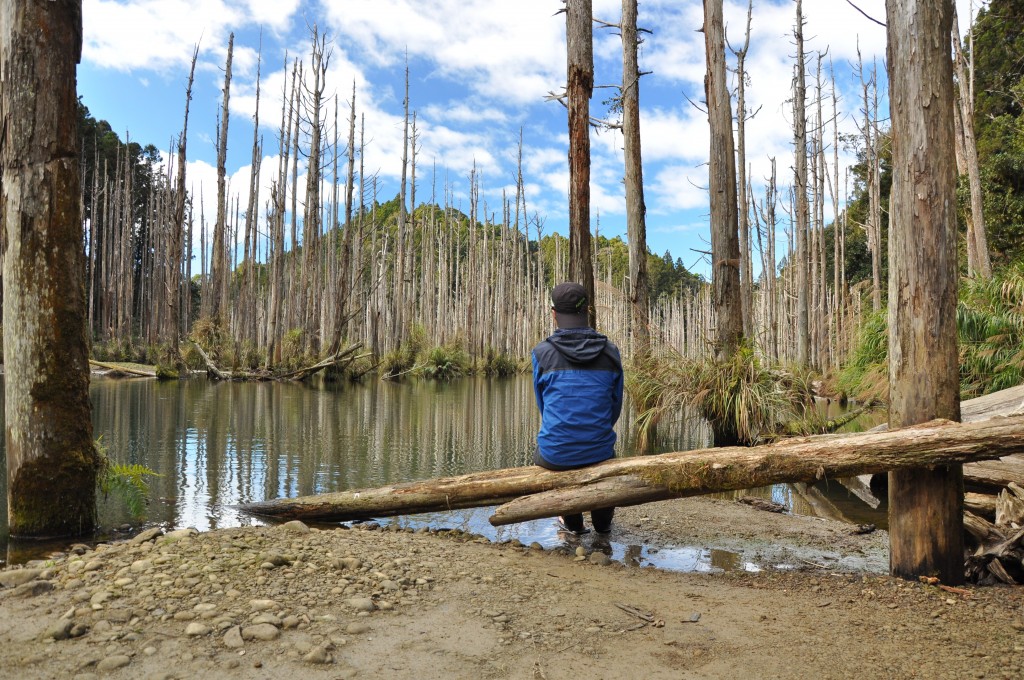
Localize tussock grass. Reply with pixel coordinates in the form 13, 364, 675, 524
629, 343, 815, 448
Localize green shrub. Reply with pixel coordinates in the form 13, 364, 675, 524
481, 347, 519, 376
95, 437, 160, 519
420, 343, 471, 381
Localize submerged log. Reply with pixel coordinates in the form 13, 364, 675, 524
239, 415, 1024, 524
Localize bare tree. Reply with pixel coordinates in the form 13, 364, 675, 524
209, 33, 234, 323
566, 0, 597, 327
620, 0, 650, 356
792, 0, 810, 365
1, 0, 99, 535
886, 0, 964, 584
952, 3, 992, 279
704, 0, 743, 362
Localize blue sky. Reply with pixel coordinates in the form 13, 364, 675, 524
78, 0, 981, 277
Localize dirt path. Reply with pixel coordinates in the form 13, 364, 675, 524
1, 498, 1022, 679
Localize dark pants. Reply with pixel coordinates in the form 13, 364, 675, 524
533, 450, 615, 533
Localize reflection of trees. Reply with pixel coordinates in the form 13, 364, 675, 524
79, 375, 715, 534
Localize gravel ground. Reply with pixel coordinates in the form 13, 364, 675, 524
1, 497, 1023, 679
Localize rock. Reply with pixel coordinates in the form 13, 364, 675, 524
130, 559, 153, 573
260, 553, 292, 567
241, 623, 281, 641
280, 520, 310, 534
10, 580, 53, 598
96, 655, 131, 672
332, 557, 362, 571
185, 622, 211, 636
70, 624, 89, 638
380, 580, 400, 592
42, 620, 74, 641
164, 528, 198, 541
249, 599, 279, 612
252, 614, 282, 626
345, 622, 371, 635
589, 552, 612, 567
90, 591, 113, 606
223, 625, 244, 649
0, 568, 42, 588
344, 597, 376, 612
130, 527, 164, 544
83, 561, 103, 572
303, 646, 332, 664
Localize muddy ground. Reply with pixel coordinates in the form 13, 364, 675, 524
0, 497, 1022, 679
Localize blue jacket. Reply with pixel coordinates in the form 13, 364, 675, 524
532, 328, 623, 468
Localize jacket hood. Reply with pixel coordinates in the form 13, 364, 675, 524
547, 327, 608, 363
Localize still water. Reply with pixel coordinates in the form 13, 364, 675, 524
0, 375, 885, 569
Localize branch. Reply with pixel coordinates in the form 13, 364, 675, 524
846, 1, 886, 28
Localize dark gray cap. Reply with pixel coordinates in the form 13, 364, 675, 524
550, 282, 589, 328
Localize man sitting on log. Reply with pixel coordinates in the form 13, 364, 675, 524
531, 282, 624, 535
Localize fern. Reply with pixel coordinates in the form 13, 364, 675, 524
95, 438, 160, 519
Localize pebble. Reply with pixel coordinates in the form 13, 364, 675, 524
346, 622, 371, 634
11, 581, 53, 598
0, 568, 42, 588
249, 599, 279, 611
303, 646, 332, 664
575, 547, 587, 557
589, 553, 612, 567
185, 622, 211, 636
241, 623, 281, 641
96, 655, 131, 672
42, 620, 74, 641
223, 626, 244, 649
130, 528, 164, 544
344, 597, 376, 612
281, 521, 310, 534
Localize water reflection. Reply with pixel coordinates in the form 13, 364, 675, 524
0, 376, 886, 568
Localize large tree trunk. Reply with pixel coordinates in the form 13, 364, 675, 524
704, 0, 743, 363
1, 0, 99, 536
886, 0, 964, 584
566, 0, 597, 327
792, 0, 810, 364
621, 0, 650, 357
239, 415, 1024, 523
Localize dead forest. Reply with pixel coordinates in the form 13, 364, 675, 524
23, 0, 1008, 382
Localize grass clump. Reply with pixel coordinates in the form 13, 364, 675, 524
420, 343, 471, 381
481, 347, 520, 377
629, 343, 814, 449
381, 325, 427, 379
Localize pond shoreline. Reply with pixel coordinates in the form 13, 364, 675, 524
1, 496, 1022, 679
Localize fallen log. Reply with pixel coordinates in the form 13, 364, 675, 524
239, 414, 1024, 524
88, 360, 156, 378
276, 344, 363, 381
490, 415, 1024, 526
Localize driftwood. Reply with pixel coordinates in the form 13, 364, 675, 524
996, 482, 1024, 528
88, 360, 156, 378
192, 341, 362, 382
965, 492, 997, 520
239, 415, 1024, 524
965, 513, 1024, 585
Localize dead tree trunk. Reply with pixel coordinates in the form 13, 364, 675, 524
621, 0, 650, 357
704, 0, 743, 362
1, 0, 99, 536
239, 415, 1024, 523
792, 0, 810, 365
886, 0, 964, 585
209, 33, 233, 323
566, 0, 597, 328
167, 45, 198, 359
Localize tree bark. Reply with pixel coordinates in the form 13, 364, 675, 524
1, 0, 99, 536
704, 0, 743, 362
621, 0, 650, 357
792, 0, 810, 364
886, 0, 964, 584
239, 415, 1024, 523
566, 0, 597, 327
209, 33, 233, 323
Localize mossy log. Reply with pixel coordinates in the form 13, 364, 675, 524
239, 415, 1024, 524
